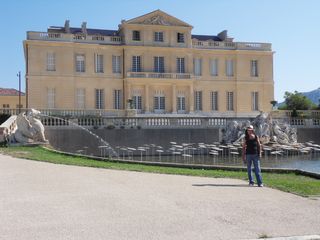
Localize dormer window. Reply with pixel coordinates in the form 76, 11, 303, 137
154, 32, 164, 42
132, 30, 141, 41
177, 33, 184, 43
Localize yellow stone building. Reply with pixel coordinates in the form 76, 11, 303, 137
0, 88, 25, 113
24, 10, 274, 117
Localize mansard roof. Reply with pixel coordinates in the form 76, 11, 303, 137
192, 34, 222, 41
49, 26, 119, 36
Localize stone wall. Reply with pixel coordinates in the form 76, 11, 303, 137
297, 128, 320, 144
45, 128, 221, 156
44, 127, 320, 156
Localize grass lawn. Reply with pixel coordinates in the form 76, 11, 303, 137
1, 146, 320, 197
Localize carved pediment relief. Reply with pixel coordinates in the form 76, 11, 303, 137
142, 15, 171, 26
123, 10, 192, 28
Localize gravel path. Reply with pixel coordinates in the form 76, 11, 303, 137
0, 154, 319, 240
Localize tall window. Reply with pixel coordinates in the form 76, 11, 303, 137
154, 32, 164, 42
177, 33, 184, 43
226, 59, 234, 77
252, 92, 259, 111
210, 59, 218, 76
177, 96, 186, 112
251, 60, 259, 77
226, 91, 234, 111
211, 91, 218, 111
47, 88, 55, 108
194, 58, 202, 76
75, 54, 85, 72
176, 58, 185, 73
132, 56, 142, 72
95, 89, 104, 109
95, 54, 104, 73
132, 30, 141, 41
132, 95, 142, 110
154, 95, 165, 113
113, 90, 122, 109
112, 55, 121, 73
46, 52, 56, 71
194, 91, 202, 111
76, 88, 85, 109
154, 56, 165, 73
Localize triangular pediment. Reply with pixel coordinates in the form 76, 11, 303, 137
123, 10, 193, 28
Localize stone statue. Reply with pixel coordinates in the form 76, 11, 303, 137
13, 109, 48, 144
222, 112, 298, 145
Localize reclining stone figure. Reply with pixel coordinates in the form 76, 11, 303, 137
13, 109, 48, 144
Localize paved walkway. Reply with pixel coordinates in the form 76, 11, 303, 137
0, 154, 319, 240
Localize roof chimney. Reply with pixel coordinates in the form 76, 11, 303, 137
81, 22, 87, 34
217, 30, 227, 41
64, 20, 70, 33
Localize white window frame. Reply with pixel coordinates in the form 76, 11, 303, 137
46, 52, 56, 71
75, 54, 85, 72
47, 88, 55, 109
113, 89, 122, 109
95, 89, 104, 109
176, 58, 185, 73
210, 59, 218, 76
194, 58, 202, 76
211, 91, 218, 111
132, 95, 142, 112
227, 91, 234, 111
177, 96, 186, 113
154, 56, 165, 73
132, 56, 142, 72
95, 54, 104, 73
251, 60, 259, 77
194, 91, 202, 111
226, 59, 234, 77
252, 91, 259, 111
154, 95, 165, 113
76, 88, 85, 109
154, 32, 164, 42
112, 55, 121, 74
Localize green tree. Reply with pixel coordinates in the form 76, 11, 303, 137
283, 91, 316, 110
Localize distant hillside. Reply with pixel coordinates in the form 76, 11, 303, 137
278, 87, 320, 107
301, 88, 320, 105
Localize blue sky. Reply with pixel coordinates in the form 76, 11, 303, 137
1, 0, 319, 102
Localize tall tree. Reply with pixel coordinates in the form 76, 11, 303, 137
283, 91, 315, 110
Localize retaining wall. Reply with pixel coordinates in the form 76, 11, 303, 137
297, 128, 320, 144
45, 128, 222, 156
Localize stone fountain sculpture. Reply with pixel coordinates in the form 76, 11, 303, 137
223, 112, 297, 145
13, 109, 48, 144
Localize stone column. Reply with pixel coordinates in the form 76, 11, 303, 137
172, 84, 177, 114
189, 84, 194, 113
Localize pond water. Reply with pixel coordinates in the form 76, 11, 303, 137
129, 154, 320, 174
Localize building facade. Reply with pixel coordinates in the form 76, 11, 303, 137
0, 88, 25, 113
24, 10, 274, 117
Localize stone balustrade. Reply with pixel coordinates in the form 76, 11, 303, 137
27, 31, 271, 51
271, 110, 320, 118
27, 31, 122, 45
40, 116, 227, 129
192, 39, 272, 51
126, 72, 193, 79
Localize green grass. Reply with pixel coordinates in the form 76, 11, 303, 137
1, 146, 320, 197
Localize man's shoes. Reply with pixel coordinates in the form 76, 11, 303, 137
258, 184, 264, 187
249, 183, 254, 186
